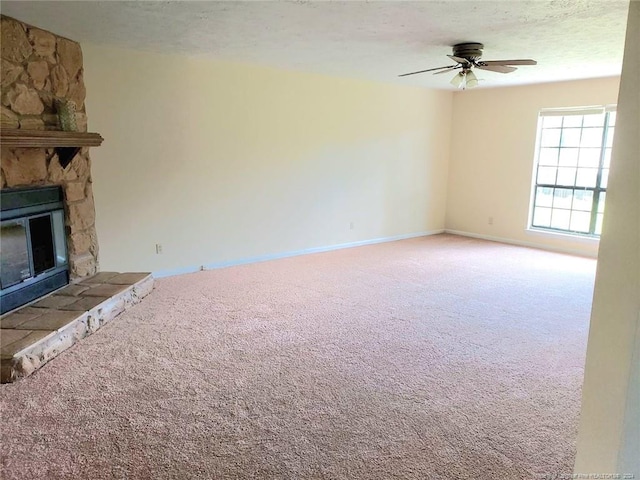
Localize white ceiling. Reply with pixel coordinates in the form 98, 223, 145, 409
1, 0, 630, 90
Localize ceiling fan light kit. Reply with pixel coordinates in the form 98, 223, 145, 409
449, 69, 478, 90
450, 72, 464, 88
464, 69, 478, 89
400, 42, 537, 89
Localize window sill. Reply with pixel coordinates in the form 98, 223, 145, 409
525, 227, 600, 244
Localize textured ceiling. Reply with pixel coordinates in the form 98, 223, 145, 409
1, 1, 630, 90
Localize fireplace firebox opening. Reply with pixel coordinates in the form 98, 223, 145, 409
0, 186, 69, 314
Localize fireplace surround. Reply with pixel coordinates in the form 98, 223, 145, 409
0, 186, 69, 314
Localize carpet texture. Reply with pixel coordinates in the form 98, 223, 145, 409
0, 234, 596, 479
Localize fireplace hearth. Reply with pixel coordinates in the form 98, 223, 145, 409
1, 186, 69, 314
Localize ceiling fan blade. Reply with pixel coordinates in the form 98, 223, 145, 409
447, 55, 471, 65
475, 64, 517, 74
481, 59, 537, 66
398, 65, 458, 77
433, 66, 461, 75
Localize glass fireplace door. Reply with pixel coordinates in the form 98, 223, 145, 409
0, 218, 32, 289
0, 186, 69, 314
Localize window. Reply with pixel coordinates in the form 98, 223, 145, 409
530, 106, 615, 236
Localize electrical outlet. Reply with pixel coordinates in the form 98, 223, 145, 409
488, 217, 494, 225
350, 222, 355, 230
155, 243, 163, 254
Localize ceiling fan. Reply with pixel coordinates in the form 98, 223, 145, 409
399, 42, 537, 89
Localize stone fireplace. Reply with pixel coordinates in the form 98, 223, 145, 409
1, 16, 154, 382
1, 15, 99, 308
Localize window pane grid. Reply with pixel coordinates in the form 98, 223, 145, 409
531, 110, 613, 236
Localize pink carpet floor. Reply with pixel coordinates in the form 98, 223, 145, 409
0, 234, 596, 479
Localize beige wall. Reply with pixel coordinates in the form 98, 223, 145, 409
575, 0, 639, 475
82, 45, 452, 274
445, 77, 620, 257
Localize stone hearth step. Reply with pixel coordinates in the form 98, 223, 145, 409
0, 272, 153, 383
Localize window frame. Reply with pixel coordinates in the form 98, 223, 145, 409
528, 105, 616, 238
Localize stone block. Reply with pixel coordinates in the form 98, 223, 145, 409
69, 152, 90, 179
37, 90, 55, 110
83, 283, 130, 298
46, 153, 65, 182
1, 329, 32, 348
42, 113, 59, 126
85, 181, 95, 201
19, 117, 45, 130
64, 180, 86, 202
30, 294, 78, 310
28, 27, 56, 59
134, 276, 155, 299
61, 296, 109, 312
107, 273, 152, 285
67, 228, 98, 258
57, 38, 83, 80
5, 83, 44, 115
1, 59, 23, 89
89, 239, 100, 259
68, 230, 93, 255
1, 18, 32, 63
1, 364, 15, 383
1, 311, 43, 329
1, 330, 53, 358
79, 272, 119, 284
50, 64, 69, 97
13, 309, 82, 331
1, 148, 48, 187
48, 154, 78, 183
68, 78, 86, 110
13, 307, 46, 317
69, 252, 97, 278
15, 147, 48, 168
1, 105, 19, 128
67, 197, 95, 231
76, 112, 87, 132
27, 60, 49, 89
99, 296, 127, 325
54, 284, 91, 297
86, 315, 100, 334
14, 355, 37, 378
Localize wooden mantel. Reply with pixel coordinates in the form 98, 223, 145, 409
1, 129, 103, 148
1, 130, 104, 168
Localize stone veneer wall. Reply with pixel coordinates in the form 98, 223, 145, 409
1, 15, 98, 278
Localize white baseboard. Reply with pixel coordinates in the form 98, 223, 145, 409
153, 229, 445, 278
444, 229, 598, 258
152, 265, 203, 278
